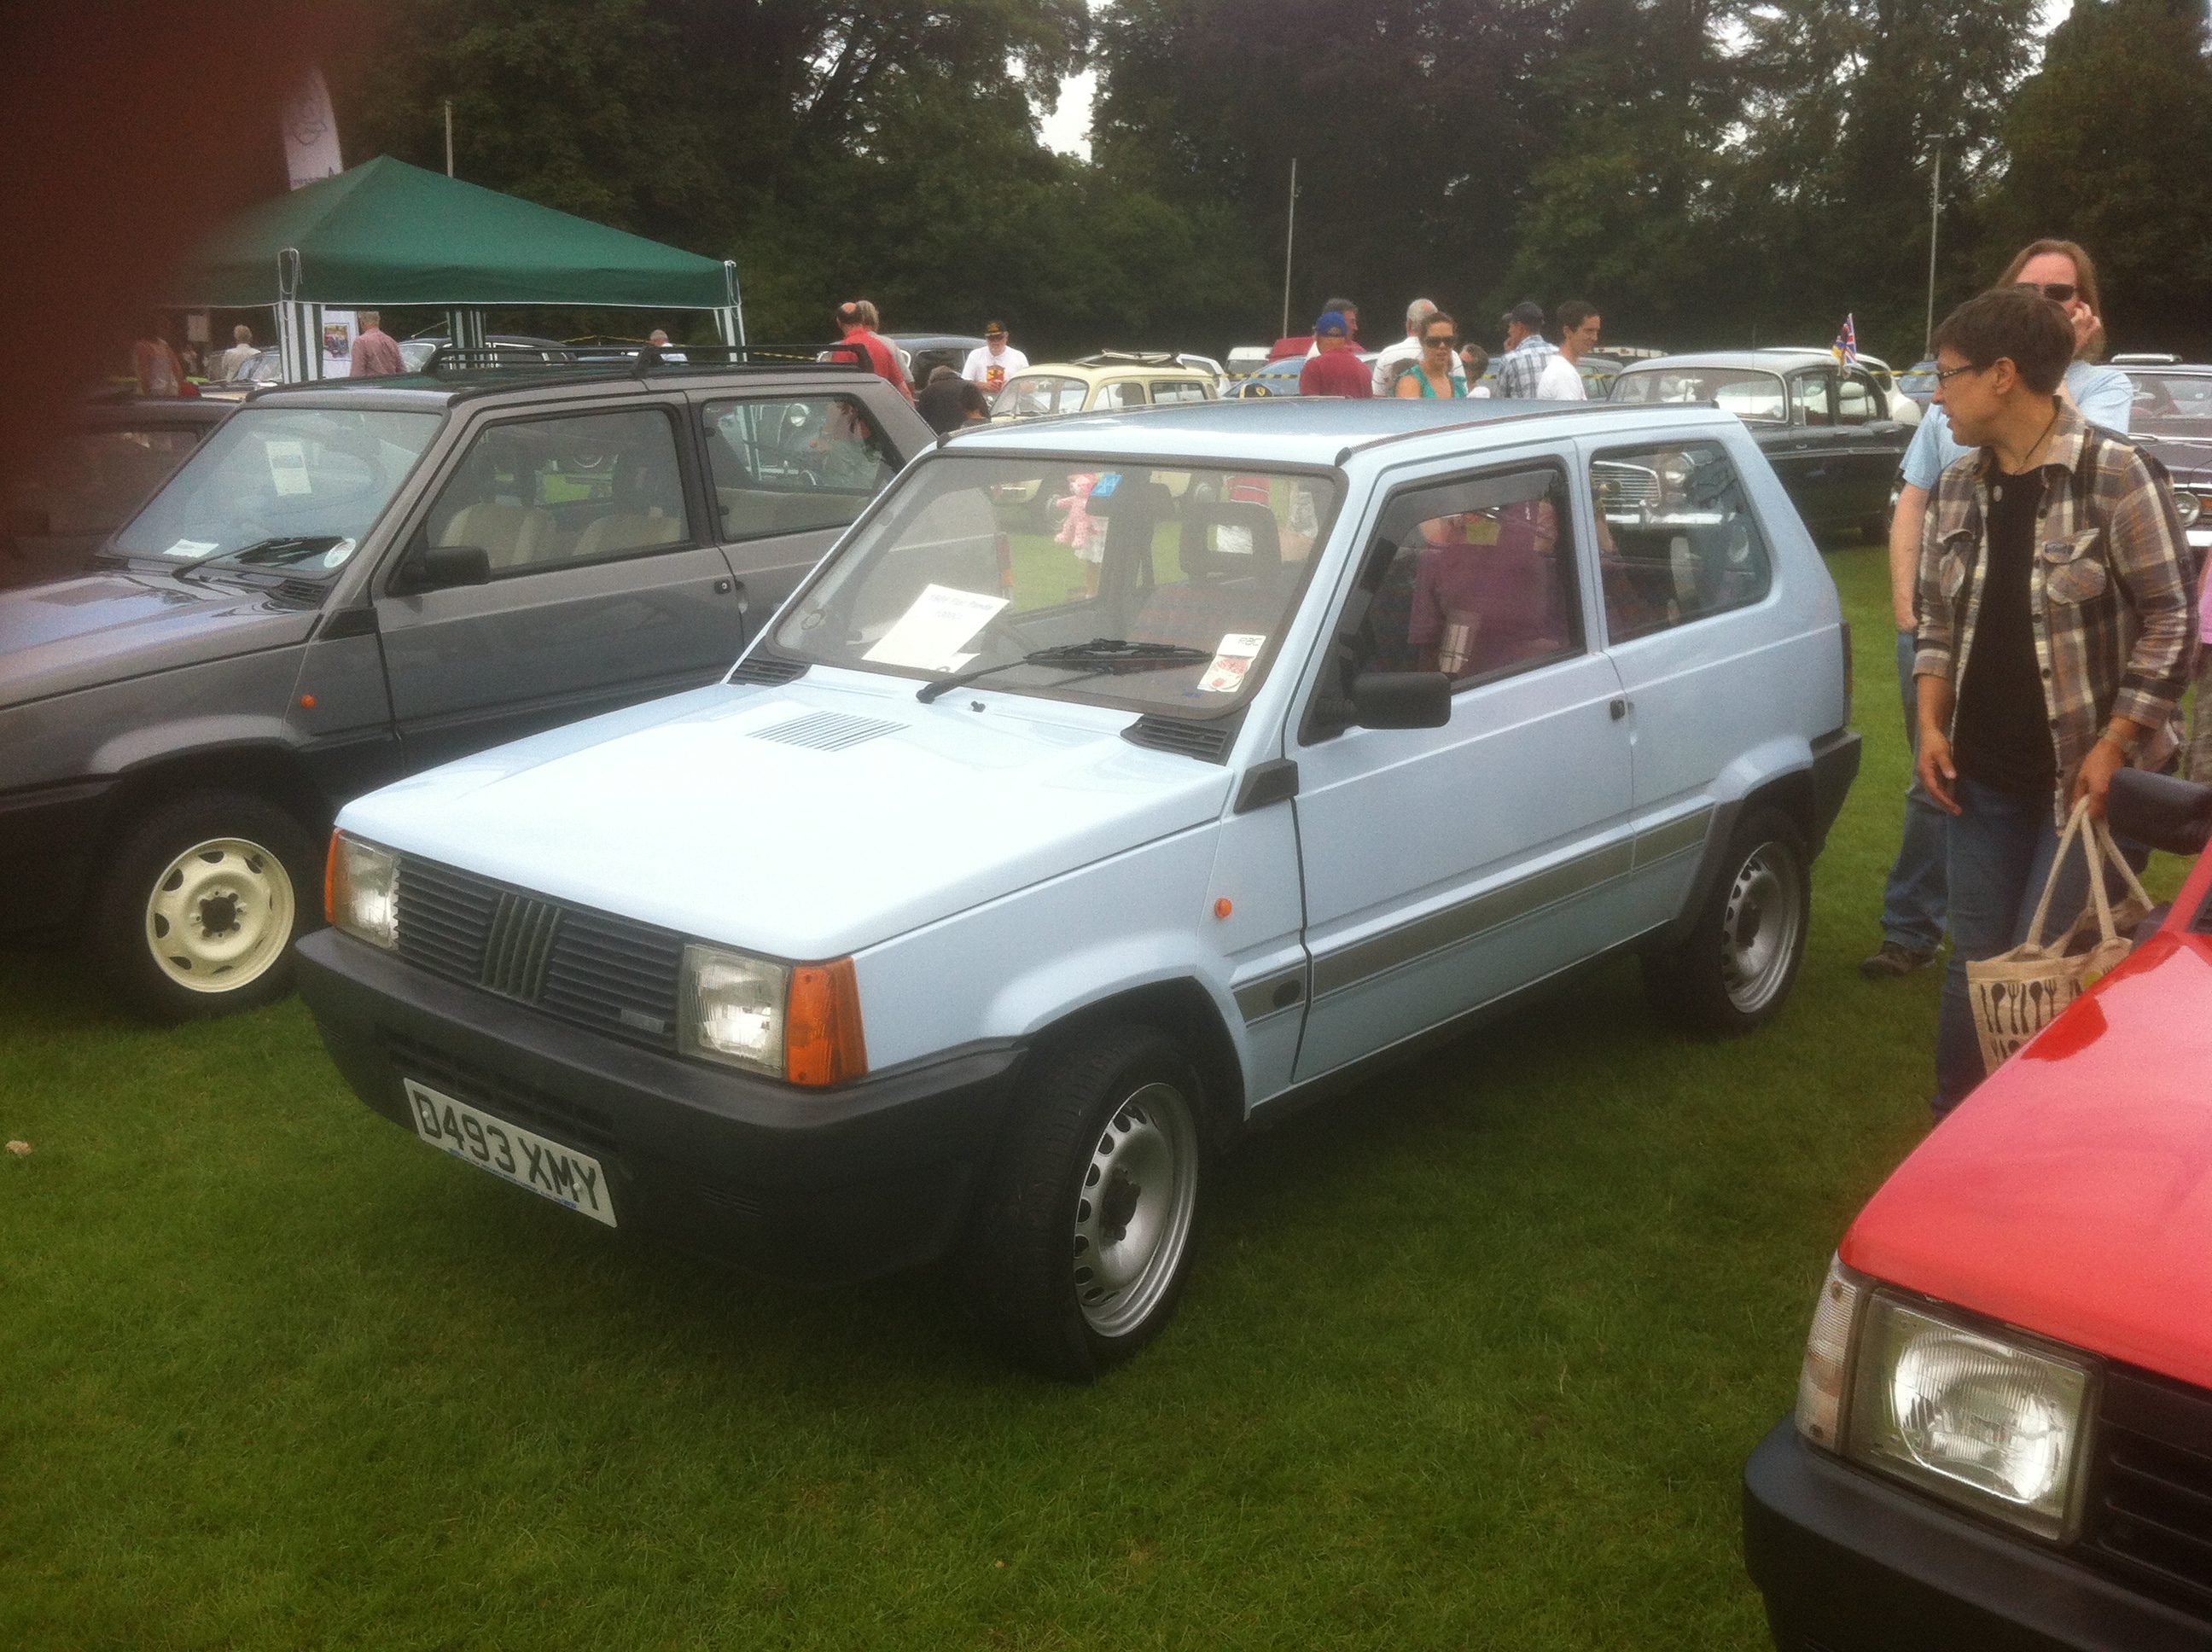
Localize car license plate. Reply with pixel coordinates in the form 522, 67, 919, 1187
403, 1079, 616, 1228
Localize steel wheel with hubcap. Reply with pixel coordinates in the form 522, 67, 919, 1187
965, 1026, 1208, 1380
91, 790, 318, 1022
1643, 805, 1811, 1035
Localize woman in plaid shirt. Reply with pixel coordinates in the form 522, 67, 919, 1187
1914, 287, 2195, 1115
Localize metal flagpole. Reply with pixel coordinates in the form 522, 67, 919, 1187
1280, 158, 1297, 340
1924, 144, 1941, 358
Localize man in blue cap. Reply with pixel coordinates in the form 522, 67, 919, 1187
1299, 310, 1371, 398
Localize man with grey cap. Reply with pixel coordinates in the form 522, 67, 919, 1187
1493, 300, 1557, 399
1369, 298, 1437, 397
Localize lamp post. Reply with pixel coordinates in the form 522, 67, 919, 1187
1280, 158, 1297, 341
1924, 143, 1941, 359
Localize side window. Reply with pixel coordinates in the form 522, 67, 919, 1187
1590, 441, 1773, 643
1151, 380, 1208, 404
1790, 372, 1835, 427
1350, 465, 1581, 685
1097, 380, 1149, 411
1837, 373, 1877, 426
701, 396, 898, 541
426, 408, 691, 574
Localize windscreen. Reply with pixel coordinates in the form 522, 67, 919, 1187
113, 406, 441, 573
1611, 367, 1787, 424
770, 456, 1338, 717
2128, 371, 2212, 435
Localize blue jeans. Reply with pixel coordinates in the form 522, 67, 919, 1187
1880, 629, 1948, 951
1933, 778, 2096, 1113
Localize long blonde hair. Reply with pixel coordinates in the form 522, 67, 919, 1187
1999, 239, 2104, 361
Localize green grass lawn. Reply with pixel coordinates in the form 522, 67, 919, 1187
0, 541, 2185, 1650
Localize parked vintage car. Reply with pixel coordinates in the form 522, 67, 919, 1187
1610, 351, 1913, 540
992, 352, 1220, 419
1745, 768, 2212, 1650
1753, 349, 1925, 426
0, 350, 930, 1021
885, 334, 986, 385
295, 395, 1859, 1378
2122, 361, 2212, 561
1896, 358, 1940, 410
3, 393, 229, 589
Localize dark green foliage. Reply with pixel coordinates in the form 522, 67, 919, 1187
1988, 0, 2212, 358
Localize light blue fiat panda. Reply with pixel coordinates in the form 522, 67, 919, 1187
300, 397, 1859, 1378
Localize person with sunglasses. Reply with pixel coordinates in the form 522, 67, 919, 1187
1394, 313, 1471, 398
1862, 238, 2134, 984
1911, 286, 2192, 1117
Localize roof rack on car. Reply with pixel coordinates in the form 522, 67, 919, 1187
423, 340, 872, 378
1074, 351, 1202, 369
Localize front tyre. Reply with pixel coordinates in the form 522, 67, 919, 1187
90, 790, 318, 1022
964, 1027, 1206, 1381
1642, 805, 1810, 1036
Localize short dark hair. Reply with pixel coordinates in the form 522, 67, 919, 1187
1557, 300, 1598, 333
1324, 295, 1357, 316
927, 364, 958, 384
1931, 288, 2073, 395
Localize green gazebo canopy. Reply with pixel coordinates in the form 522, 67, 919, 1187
169, 155, 731, 310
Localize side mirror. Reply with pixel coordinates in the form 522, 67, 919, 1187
2108, 768, 2212, 857
399, 542, 491, 594
1350, 671, 1452, 730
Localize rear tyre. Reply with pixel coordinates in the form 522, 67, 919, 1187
1642, 806, 1810, 1036
90, 790, 319, 1023
963, 1026, 1207, 1382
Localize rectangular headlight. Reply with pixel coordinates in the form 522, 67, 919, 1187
679, 942, 789, 1076
1845, 1293, 2094, 1539
326, 831, 399, 950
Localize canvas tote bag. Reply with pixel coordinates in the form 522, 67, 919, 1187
1966, 798, 2153, 1073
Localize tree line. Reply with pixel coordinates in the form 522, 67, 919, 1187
331, 0, 2212, 365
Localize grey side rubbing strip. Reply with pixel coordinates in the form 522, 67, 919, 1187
1633, 806, 1713, 867
1235, 968, 1307, 1024
1310, 838, 1635, 999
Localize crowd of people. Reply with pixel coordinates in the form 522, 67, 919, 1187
1284, 294, 1604, 401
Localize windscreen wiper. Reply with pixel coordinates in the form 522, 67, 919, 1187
916, 638, 1212, 703
211, 536, 348, 569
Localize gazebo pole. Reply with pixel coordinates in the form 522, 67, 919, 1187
275, 247, 321, 382
445, 308, 486, 351
718, 260, 747, 347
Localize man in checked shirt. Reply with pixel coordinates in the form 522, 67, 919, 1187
1914, 286, 2195, 1116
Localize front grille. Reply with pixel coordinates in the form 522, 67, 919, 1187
1122, 714, 1232, 763
394, 854, 684, 1051
2083, 1365, 2212, 1618
379, 1028, 620, 1160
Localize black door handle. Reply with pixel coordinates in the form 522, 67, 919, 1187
1610, 697, 1629, 721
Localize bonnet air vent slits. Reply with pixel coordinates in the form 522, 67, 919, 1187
749, 712, 902, 752
728, 654, 809, 686
1121, 717, 1233, 764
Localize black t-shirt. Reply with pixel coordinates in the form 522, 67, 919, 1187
917, 376, 968, 434
1953, 467, 2055, 798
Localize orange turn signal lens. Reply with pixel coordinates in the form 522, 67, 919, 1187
784, 957, 867, 1087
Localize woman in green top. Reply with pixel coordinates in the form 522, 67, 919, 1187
1394, 313, 1469, 398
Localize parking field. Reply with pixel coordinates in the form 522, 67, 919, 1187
0, 542, 2181, 1651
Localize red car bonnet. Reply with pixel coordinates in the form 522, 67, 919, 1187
1842, 846, 2212, 1391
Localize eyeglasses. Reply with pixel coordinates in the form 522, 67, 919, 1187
1932, 361, 1987, 385
2017, 281, 2078, 304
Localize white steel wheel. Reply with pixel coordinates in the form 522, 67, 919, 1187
143, 836, 297, 992
1718, 840, 1804, 1017
1072, 1080, 1202, 1339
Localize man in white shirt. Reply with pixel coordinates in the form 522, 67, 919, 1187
1369, 298, 1436, 396
217, 324, 259, 381
1534, 300, 1600, 400
961, 322, 1028, 395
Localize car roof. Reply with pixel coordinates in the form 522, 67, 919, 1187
1623, 351, 1830, 373
239, 360, 888, 413
2120, 360, 2212, 374
1010, 360, 1215, 386
943, 394, 1723, 467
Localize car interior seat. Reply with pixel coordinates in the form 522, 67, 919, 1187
572, 449, 686, 560
437, 435, 554, 569
1129, 498, 1282, 650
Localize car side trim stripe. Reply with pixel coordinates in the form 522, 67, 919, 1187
1633, 806, 1714, 868
1235, 968, 1307, 1025
1310, 836, 1637, 1000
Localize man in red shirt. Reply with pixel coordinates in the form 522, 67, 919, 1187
1298, 310, 1371, 398
836, 300, 912, 400
349, 311, 404, 376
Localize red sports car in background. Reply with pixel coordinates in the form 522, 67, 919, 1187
1744, 769, 2212, 1650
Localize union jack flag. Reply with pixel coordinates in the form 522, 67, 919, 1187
1833, 315, 1859, 369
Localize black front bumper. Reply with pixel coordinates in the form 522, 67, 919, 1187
1743, 1421, 2212, 1651
296, 928, 1027, 1286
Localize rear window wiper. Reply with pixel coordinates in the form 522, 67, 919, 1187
916, 638, 1212, 703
